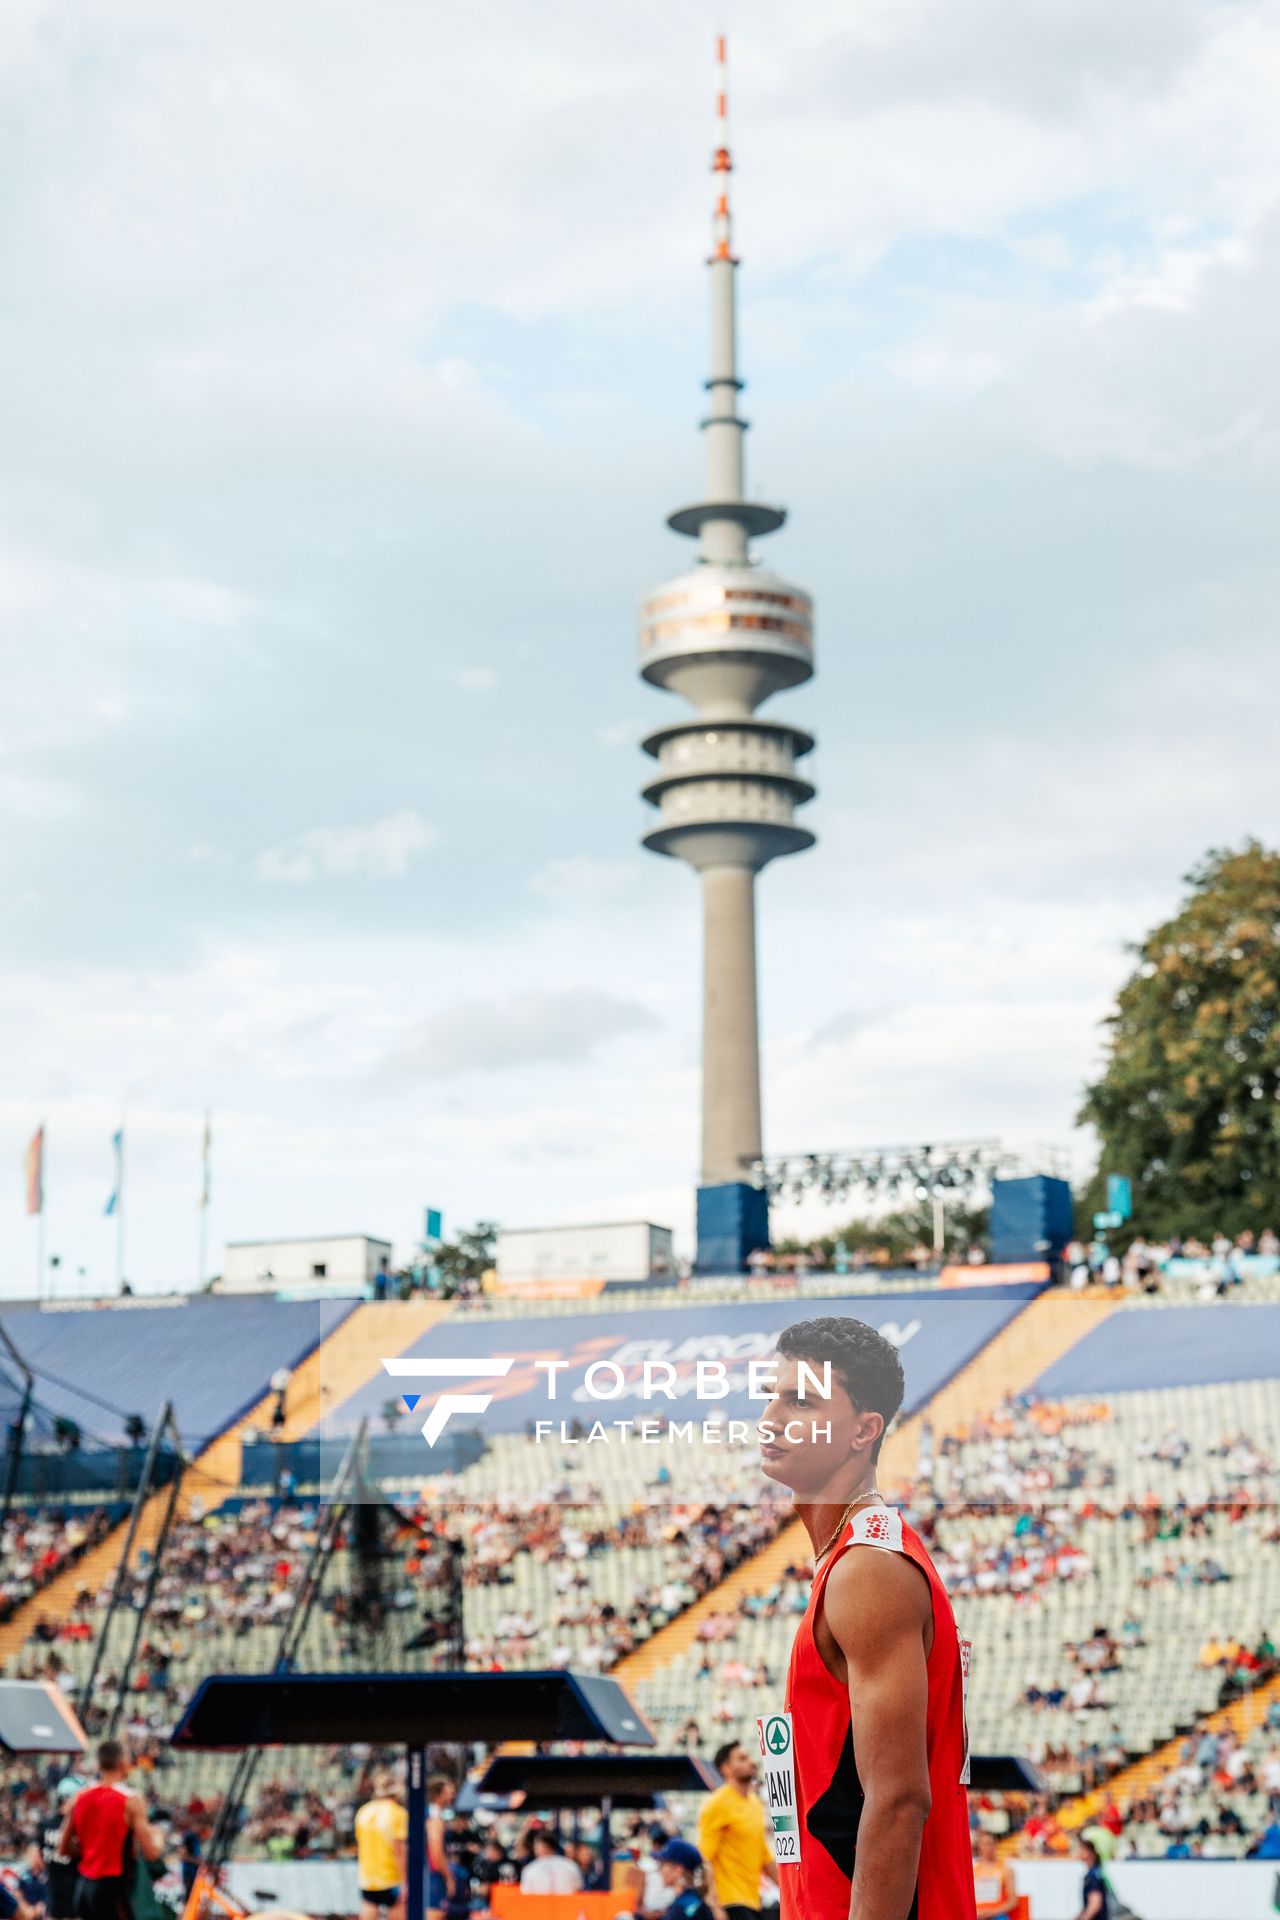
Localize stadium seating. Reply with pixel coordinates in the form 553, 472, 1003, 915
629, 1376, 1277, 1761
4, 1283, 1280, 1874
1036, 1301, 1280, 1396
0, 1505, 120, 1621
0, 1296, 357, 1450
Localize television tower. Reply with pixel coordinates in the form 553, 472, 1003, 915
639, 36, 815, 1261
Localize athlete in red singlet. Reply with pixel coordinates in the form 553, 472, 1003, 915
59, 1740, 162, 1920
758, 1317, 976, 1920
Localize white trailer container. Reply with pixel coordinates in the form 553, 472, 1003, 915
217, 1234, 392, 1295
495, 1221, 674, 1292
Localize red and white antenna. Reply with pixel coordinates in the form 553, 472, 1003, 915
711, 32, 736, 265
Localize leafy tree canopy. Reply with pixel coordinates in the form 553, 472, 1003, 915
433, 1220, 498, 1284
1079, 841, 1280, 1241
775, 1199, 989, 1266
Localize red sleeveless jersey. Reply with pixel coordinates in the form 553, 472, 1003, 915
778, 1504, 976, 1920
70, 1783, 132, 1879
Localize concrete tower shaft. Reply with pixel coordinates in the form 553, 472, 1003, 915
637, 34, 816, 1195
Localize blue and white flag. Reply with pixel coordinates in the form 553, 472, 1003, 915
105, 1128, 123, 1216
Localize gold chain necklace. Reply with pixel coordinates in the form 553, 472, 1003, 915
813, 1489, 884, 1566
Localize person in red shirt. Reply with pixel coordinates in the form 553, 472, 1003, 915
58, 1740, 163, 1920
1096, 1798, 1124, 1838
758, 1316, 976, 1920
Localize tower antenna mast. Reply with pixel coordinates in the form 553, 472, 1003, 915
637, 34, 818, 1271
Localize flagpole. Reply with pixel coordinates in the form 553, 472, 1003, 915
197, 1111, 211, 1290
116, 1125, 126, 1293
38, 1126, 46, 1304
23, 1122, 46, 1303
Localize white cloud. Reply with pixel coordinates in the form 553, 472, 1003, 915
392, 987, 657, 1078
254, 809, 436, 885
2, 1, 1279, 1290
807, 1007, 893, 1053
0, 768, 77, 821
890, 344, 1005, 398
451, 666, 499, 692
530, 857, 638, 907
883, 210, 1280, 473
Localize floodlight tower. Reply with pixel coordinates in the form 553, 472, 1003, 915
639, 36, 815, 1270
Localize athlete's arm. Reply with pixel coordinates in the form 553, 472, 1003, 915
126, 1792, 165, 1863
56, 1804, 79, 1866
822, 1548, 934, 1920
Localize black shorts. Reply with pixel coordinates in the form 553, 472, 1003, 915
360, 1891, 401, 1910
47, 1872, 80, 1920
724, 1908, 761, 1920
75, 1877, 134, 1920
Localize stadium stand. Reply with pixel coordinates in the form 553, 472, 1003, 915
611, 1283, 1118, 1685
0, 1506, 119, 1622
4, 1279, 1280, 1897
0, 1299, 445, 1660
0, 1296, 357, 1450
603, 1292, 1280, 1861
1036, 1299, 1280, 1395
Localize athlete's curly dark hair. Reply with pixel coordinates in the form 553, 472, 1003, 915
775, 1315, 905, 1462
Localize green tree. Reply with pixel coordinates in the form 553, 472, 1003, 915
433, 1220, 498, 1287
775, 1199, 989, 1266
1079, 841, 1280, 1240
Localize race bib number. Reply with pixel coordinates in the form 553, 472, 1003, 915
959, 1636, 972, 1786
757, 1712, 801, 1863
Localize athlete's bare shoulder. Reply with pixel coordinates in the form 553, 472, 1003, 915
815, 1526, 934, 1680
827, 1539, 931, 1636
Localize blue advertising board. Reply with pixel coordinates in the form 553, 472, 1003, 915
326, 1285, 1042, 1437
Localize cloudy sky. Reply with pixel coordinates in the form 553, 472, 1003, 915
2, 0, 1279, 1294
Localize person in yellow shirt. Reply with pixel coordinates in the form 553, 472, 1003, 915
355, 1770, 408, 1920
696, 1742, 776, 1920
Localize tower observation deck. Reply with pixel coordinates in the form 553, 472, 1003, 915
639, 36, 815, 1211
